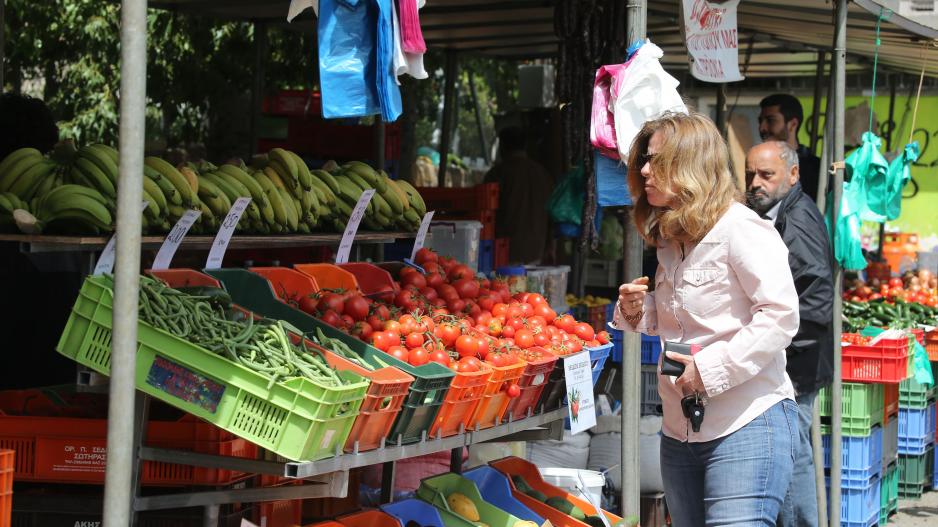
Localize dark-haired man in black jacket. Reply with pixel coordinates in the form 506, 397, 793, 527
746, 141, 834, 527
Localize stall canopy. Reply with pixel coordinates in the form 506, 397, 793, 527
148, 0, 938, 74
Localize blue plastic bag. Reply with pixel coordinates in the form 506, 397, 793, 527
318, 0, 380, 119
375, 0, 402, 121
595, 150, 633, 208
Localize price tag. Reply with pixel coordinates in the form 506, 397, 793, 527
205, 197, 252, 270
563, 350, 597, 435
93, 200, 151, 276
335, 189, 375, 264
409, 211, 436, 260
151, 208, 202, 270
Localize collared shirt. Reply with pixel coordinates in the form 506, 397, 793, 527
613, 202, 799, 442
764, 201, 782, 222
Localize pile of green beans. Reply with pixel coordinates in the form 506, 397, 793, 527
136, 276, 347, 389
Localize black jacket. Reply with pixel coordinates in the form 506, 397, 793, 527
772, 182, 835, 395
797, 145, 821, 203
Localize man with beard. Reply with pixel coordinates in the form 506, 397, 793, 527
758, 94, 821, 203
745, 141, 834, 527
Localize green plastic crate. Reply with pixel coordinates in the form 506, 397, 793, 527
416, 472, 522, 527
56, 275, 369, 462
202, 268, 455, 445
879, 462, 898, 525
819, 383, 884, 436
899, 375, 937, 409
898, 447, 935, 499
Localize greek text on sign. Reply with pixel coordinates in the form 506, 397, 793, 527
410, 211, 436, 260
205, 197, 252, 269
93, 200, 151, 276
682, 0, 744, 83
152, 208, 202, 270
563, 350, 597, 435
335, 189, 375, 264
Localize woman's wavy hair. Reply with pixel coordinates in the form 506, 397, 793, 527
627, 112, 742, 246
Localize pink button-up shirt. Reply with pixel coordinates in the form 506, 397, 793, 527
614, 202, 799, 442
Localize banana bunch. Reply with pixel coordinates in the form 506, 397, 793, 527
0, 192, 29, 232
0, 147, 62, 202
10, 184, 114, 235
329, 161, 425, 232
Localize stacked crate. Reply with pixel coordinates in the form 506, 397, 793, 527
897, 361, 937, 500
416, 183, 501, 273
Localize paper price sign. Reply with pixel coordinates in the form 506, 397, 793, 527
335, 189, 375, 264
93, 200, 151, 276
151, 208, 202, 270
410, 211, 436, 260
205, 197, 252, 270
563, 350, 597, 435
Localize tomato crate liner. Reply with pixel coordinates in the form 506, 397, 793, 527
202, 266, 451, 446
56, 275, 369, 462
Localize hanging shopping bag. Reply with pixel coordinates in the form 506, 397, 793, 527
885, 141, 918, 220
548, 164, 585, 225
375, 0, 403, 122
591, 63, 628, 160
595, 150, 632, 208
318, 0, 381, 119
845, 132, 889, 222
399, 0, 427, 53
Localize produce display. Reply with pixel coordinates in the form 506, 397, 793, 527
0, 144, 425, 235
842, 269, 938, 332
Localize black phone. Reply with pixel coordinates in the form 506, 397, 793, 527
660, 341, 701, 376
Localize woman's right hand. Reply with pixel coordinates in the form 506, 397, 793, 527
618, 276, 650, 318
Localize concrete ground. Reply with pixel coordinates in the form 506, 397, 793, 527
891, 492, 938, 526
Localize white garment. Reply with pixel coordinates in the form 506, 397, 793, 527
287, 0, 318, 21
392, 0, 428, 83
613, 42, 688, 161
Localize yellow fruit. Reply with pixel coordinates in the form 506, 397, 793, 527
448, 493, 480, 521
514, 522, 538, 527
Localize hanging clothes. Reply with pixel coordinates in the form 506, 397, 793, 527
398, 0, 427, 53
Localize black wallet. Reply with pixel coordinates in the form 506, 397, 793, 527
660, 341, 702, 377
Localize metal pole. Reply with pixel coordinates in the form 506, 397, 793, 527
809, 52, 827, 155
829, 2, 847, 526
437, 50, 458, 187
250, 22, 268, 156
622, 1, 646, 522
103, 0, 147, 525
468, 71, 491, 165
715, 84, 727, 138
811, 398, 828, 527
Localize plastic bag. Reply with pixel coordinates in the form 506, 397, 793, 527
886, 142, 918, 220
595, 150, 632, 208
317, 0, 380, 119
599, 213, 624, 260
846, 132, 889, 222
591, 63, 629, 159
861, 327, 933, 386
548, 164, 584, 225
375, 0, 403, 122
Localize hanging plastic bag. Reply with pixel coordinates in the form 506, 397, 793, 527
548, 164, 584, 225
375, 0, 403, 122
595, 150, 632, 208
612, 42, 687, 161
846, 132, 889, 222
885, 142, 918, 220
591, 63, 629, 159
318, 0, 380, 119
398, 0, 426, 53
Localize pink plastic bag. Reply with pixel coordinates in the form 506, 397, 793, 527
398, 0, 426, 53
591, 63, 629, 160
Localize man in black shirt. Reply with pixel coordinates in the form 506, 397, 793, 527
759, 94, 822, 203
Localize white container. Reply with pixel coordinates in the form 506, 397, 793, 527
525, 265, 571, 314
426, 221, 482, 272
538, 467, 605, 508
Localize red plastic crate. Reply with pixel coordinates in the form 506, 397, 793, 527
144, 268, 222, 288
926, 330, 938, 361
0, 450, 12, 493
494, 238, 510, 268
336, 510, 400, 527
416, 183, 500, 212
338, 262, 399, 300
504, 348, 558, 421
885, 383, 900, 423
842, 334, 910, 383
256, 498, 303, 527
432, 209, 496, 240
429, 364, 493, 438
250, 267, 321, 305
911, 328, 925, 346
0, 491, 8, 527
294, 263, 361, 292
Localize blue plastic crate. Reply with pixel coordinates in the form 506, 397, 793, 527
826, 474, 881, 527
381, 498, 446, 527
898, 403, 936, 455
463, 466, 544, 523
642, 334, 661, 364
934, 443, 938, 489
611, 330, 623, 362
589, 342, 612, 386
822, 426, 884, 489
478, 240, 494, 276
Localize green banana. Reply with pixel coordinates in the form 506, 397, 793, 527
203, 172, 241, 204
73, 157, 116, 198
254, 171, 289, 228
269, 148, 298, 184
145, 157, 194, 206
277, 187, 300, 231
10, 159, 57, 199
371, 191, 393, 218
198, 177, 232, 218
78, 145, 119, 190
145, 166, 182, 206
141, 174, 168, 213
219, 164, 274, 224
311, 169, 342, 196
335, 176, 364, 203
344, 161, 386, 193
0, 152, 44, 193
0, 193, 16, 214
382, 176, 407, 214
306, 174, 336, 206
290, 151, 314, 192
395, 179, 427, 216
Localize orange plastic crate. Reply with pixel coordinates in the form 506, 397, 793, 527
0, 450, 11, 493
884, 383, 900, 423
304, 522, 347, 527
256, 499, 303, 527
926, 330, 938, 361
339, 263, 399, 300
490, 456, 622, 527
251, 266, 321, 304
429, 364, 494, 438
504, 348, 559, 421
470, 360, 527, 430
294, 263, 360, 292
0, 491, 7, 527
144, 268, 222, 288
337, 510, 401, 527
0, 414, 255, 486
842, 335, 910, 384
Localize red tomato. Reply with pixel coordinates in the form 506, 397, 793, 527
408, 348, 429, 366
456, 356, 483, 372
320, 309, 342, 328
566, 338, 582, 353
419, 287, 438, 301
476, 312, 493, 326
533, 331, 550, 347
367, 315, 385, 332
508, 317, 525, 331
394, 290, 418, 312
384, 320, 402, 333
426, 272, 444, 288
448, 264, 474, 282
454, 278, 481, 299
597, 330, 611, 345
299, 295, 319, 314
388, 346, 408, 362
438, 324, 461, 346
476, 336, 489, 355
519, 303, 534, 317
405, 332, 425, 348
554, 314, 576, 334
526, 293, 547, 306
533, 303, 556, 320
501, 324, 516, 338
507, 304, 524, 319
320, 292, 345, 314
478, 295, 495, 312
889, 277, 904, 289
506, 384, 521, 398
487, 352, 506, 367
341, 314, 355, 328
515, 329, 535, 349
488, 318, 503, 337
372, 331, 393, 351
455, 335, 480, 358
492, 303, 509, 318
351, 321, 373, 341
573, 322, 595, 341
415, 247, 438, 265
422, 261, 441, 274
429, 349, 450, 366
401, 272, 428, 289
447, 298, 466, 314
344, 295, 370, 321
385, 330, 402, 345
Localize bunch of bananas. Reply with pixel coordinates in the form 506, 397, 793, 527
565, 294, 612, 308
0, 144, 427, 236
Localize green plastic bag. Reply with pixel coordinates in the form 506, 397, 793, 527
598, 213, 623, 260
548, 164, 584, 225
860, 327, 934, 386
847, 132, 889, 222
885, 142, 918, 221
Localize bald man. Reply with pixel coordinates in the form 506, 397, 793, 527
746, 142, 834, 527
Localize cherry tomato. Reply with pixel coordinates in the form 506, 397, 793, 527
388, 345, 408, 362
429, 349, 450, 366
506, 384, 521, 398
408, 348, 429, 366
455, 335, 480, 358
515, 329, 535, 349
405, 332, 425, 348
372, 331, 393, 351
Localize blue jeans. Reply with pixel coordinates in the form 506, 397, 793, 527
777, 392, 819, 527
660, 399, 797, 527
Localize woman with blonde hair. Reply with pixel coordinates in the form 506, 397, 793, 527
614, 112, 799, 526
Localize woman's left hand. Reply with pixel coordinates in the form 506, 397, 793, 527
665, 351, 706, 394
